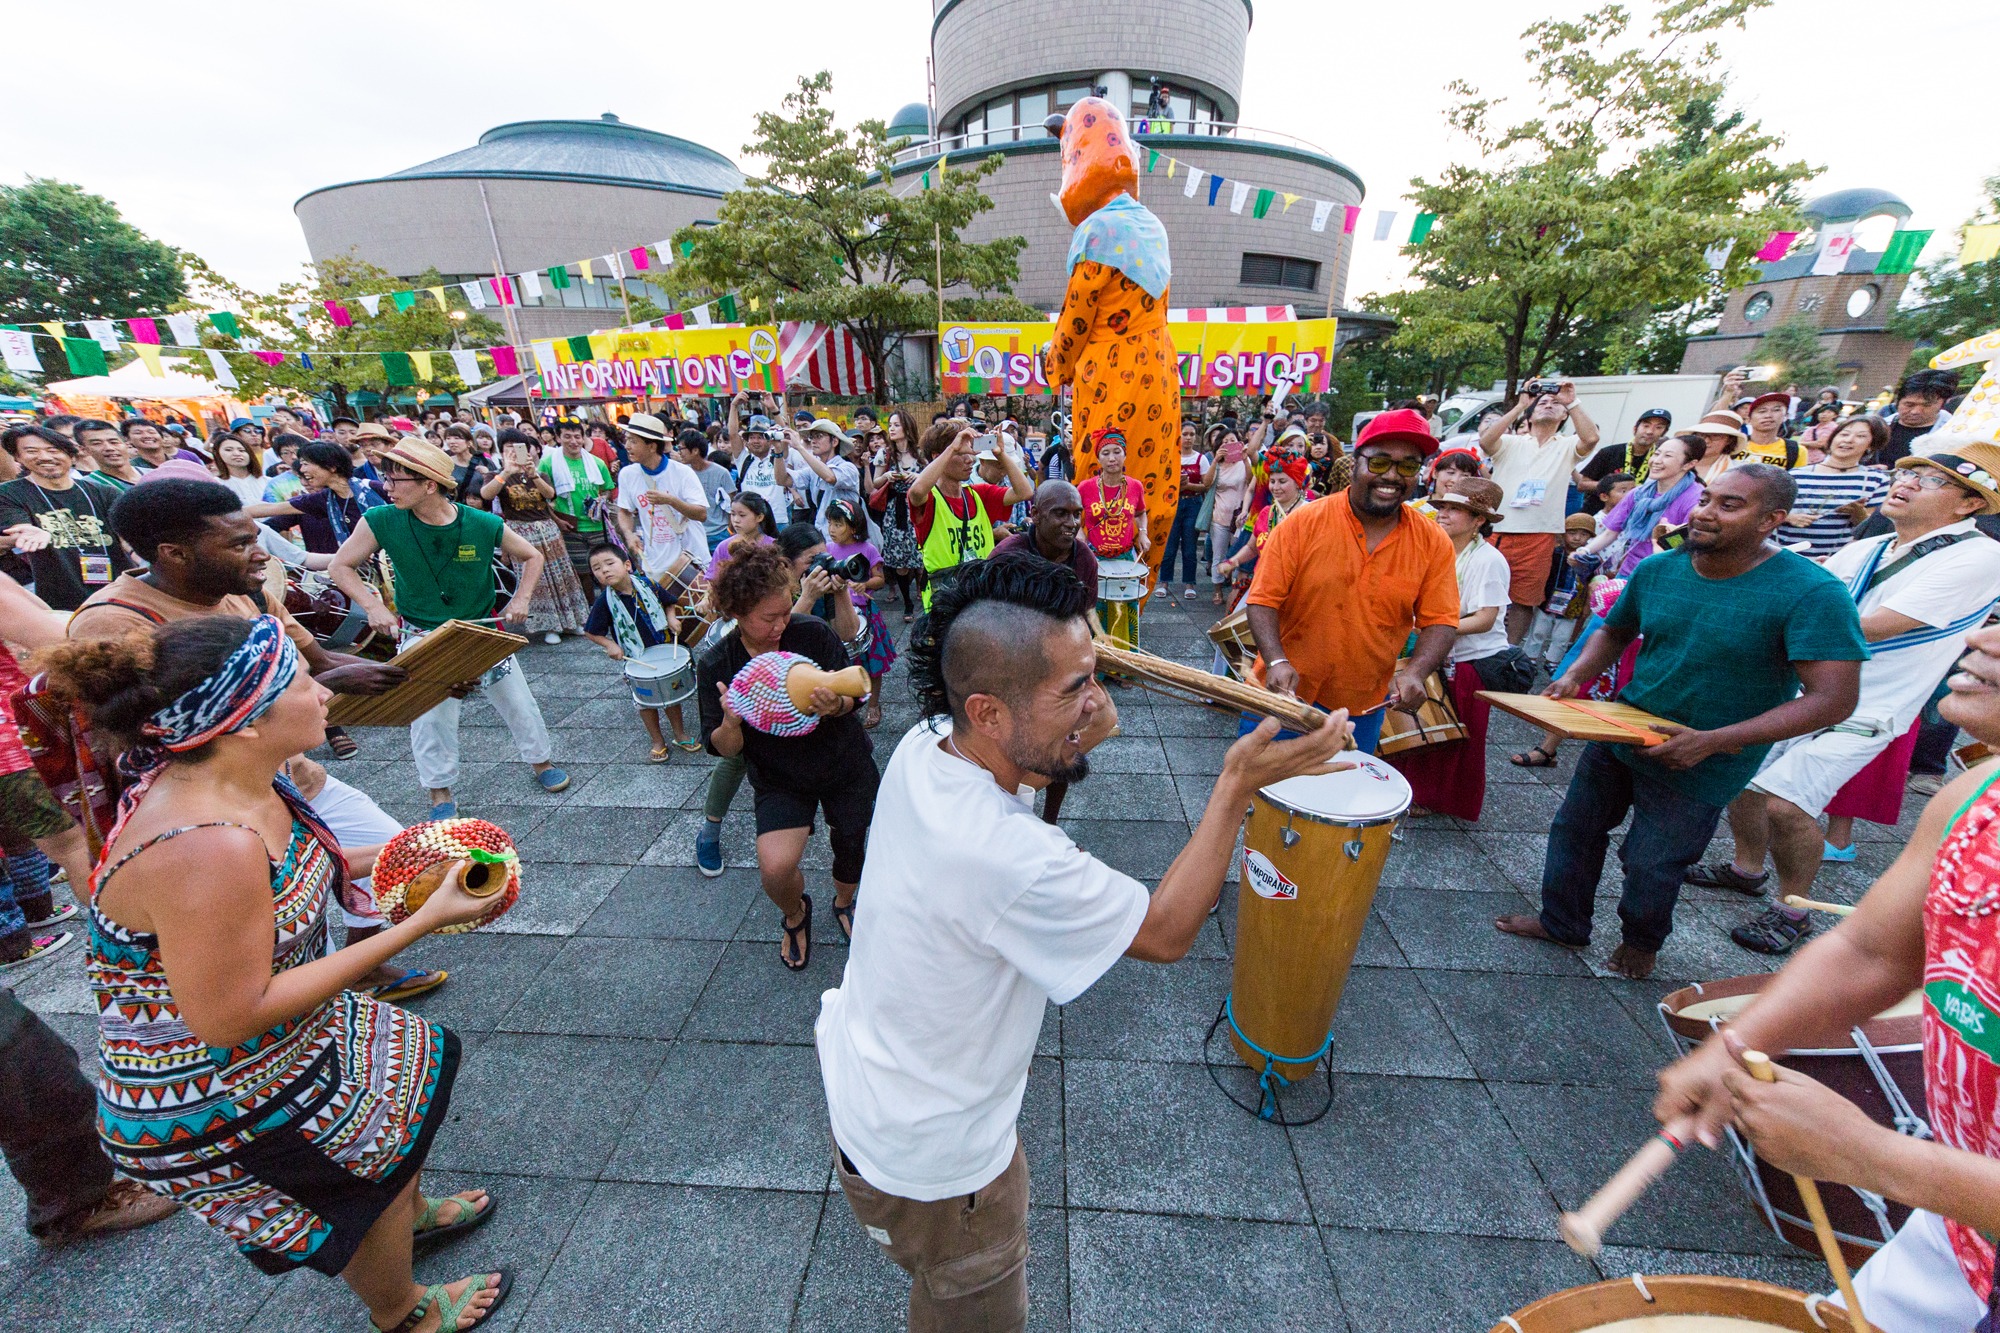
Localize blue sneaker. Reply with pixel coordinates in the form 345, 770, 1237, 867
695, 820, 724, 878
535, 766, 570, 794
1822, 840, 1857, 863
428, 801, 457, 821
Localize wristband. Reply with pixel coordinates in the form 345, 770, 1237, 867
1266, 656, 1289, 667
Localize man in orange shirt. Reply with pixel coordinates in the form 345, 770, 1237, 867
1246, 408, 1459, 752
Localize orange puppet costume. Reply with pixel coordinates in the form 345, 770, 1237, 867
1040, 98, 1179, 588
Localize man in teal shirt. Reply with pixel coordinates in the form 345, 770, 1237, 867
1496, 465, 1866, 978
331, 436, 569, 819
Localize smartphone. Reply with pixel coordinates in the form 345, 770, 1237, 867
1656, 523, 1689, 551
973, 433, 998, 452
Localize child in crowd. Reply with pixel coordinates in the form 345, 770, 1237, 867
1592, 472, 1637, 532
581, 545, 702, 763
822, 500, 897, 729
703, 492, 779, 579
1521, 513, 1598, 670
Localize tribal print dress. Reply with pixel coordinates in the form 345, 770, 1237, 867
89, 802, 457, 1275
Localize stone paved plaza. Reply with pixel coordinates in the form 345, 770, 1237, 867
1, 588, 1918, 1331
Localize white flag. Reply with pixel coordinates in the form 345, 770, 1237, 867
461, 281, 488, 310
1311, 200, 1334, 234
1811, 222, 1858, 277
518, 269, 544, 303
690, 305, 713, 328
1373, 210, 1397, 241
0, 330, 41, 374
606, 252, 625, 282
655, 240, 675, 267
531, 341, 559, 376
165, 313, 200, 346
1703, 238, 1736, 272
1183, 168, 1202, 199
1229, 181, 1250, 214
358, 294, 383, 317
83, 319, 120, 350
205, 347, 239, 388
285, 303, 309, 325
451, 350, 483, 385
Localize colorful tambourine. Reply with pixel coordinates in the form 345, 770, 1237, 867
724, 651, 870, 737
369, 818, 520, 934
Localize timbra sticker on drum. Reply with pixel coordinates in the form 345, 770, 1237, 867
1243, 850, 1297, 901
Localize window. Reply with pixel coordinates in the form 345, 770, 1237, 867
963, 111, 983, 147
1743, 291, 1774, 322
1056, 85, 1089, 109
964, 81, 1222, 142
1845, 284, 1878, 319
986, 98, 1014, 143
1019, 91, 1049, 136
1240, 253, 1320, 291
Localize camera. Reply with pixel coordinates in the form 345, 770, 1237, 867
808, 552, 871, 583
1525, 379, 1561, 398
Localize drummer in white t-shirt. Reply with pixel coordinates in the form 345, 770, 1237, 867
611, 413, 710, 587
815, 552, 1350, 1331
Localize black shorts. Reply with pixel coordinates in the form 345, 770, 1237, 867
751, 763, 879, 882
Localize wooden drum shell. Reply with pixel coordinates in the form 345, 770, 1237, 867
1377, 663, 1466, 756
1491, 1274, 1881, 1331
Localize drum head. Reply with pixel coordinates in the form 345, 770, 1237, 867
1099, 559, 1148, 579
1260, 753, 1413, 825
628, 644, 691, 678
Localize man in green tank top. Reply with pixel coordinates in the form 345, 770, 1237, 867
331, 437, 569, 818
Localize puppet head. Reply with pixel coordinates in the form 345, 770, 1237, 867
1046, 97, 1140, 226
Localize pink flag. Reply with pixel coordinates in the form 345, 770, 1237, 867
128, 317, 160, 344
1753, 231, 1799, 263
488, 345, 520, 377
324, 300, 353, 327
1342, 206, 1361, 235
663, 313, 686, 331
629, 246, 650, 271
488, 276, 516, 307
254, 350, 285, 366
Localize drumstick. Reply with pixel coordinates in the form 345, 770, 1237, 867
1781, 894, 1855, 917
1740, 1051, 1869, 1333
1558, 1116, 1697, 1256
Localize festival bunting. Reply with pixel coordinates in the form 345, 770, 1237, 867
1963, 225, 2000, 267
1874, 229, 1932, 275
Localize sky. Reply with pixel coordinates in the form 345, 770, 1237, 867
4, 0, 1993, 305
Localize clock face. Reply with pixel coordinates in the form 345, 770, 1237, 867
1796, 292, 1824, 314
1743, 292, 1774, 322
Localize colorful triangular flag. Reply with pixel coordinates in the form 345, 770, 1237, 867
655, 240, 675, 267
132, 343, 164, 376
408, 350, 432, 381
1252, 188, 1274, 219
427, 286, 449, 311
717, 294, 739, 322
323, 301, 352, 328
205, 347, 238, 388
460, 281, 488, 310
451, 350, 483, 385
1183, 167, 1201, 198
380, 351, 414, 386
518, 269, 544, 304
61, 337, 107, 376
358, 294, 383, 317
4, 330, 47, 373
129, 317, 161, 343
1281, 193, 1300, 213
83, 319, 120, 350
391, 290, 416, 312
1873, 229, 1932, 275
1310, 200, 1334, 233
565, 335, 593, 362
1373, 211, 1397, 242
1752, 230, 1799, 263
1409, 213, 1437, 245
1961, 224, 2000, 266
208, 311, 240, 338
1208, 175, 1224, 206
629, 246, 650, 272
488, 345, 520, 377
579, 256, 595, 285
1343, 206, 1361, 235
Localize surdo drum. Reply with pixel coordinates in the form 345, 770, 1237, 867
1491, 1274, 1881, 1332
1096, 557, 1148, 652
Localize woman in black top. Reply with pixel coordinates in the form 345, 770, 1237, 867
697, 544, 877, 969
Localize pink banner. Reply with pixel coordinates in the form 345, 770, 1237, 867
629, 246, 650, 271
488, 345, 520, 377
128, 317, 159, 344
324, 300, 353, 327
1342, 205, 1361, 235
1753, 231, 1799, 263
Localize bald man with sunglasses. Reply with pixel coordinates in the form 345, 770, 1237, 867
1243, 408, 1459, 753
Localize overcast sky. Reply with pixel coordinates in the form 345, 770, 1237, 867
6, 0, 1993, 306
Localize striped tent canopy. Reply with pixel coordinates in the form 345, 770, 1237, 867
779, 322, 876, 397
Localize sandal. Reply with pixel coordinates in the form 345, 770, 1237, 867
413, 1191, 497, 1249
367, 968, 449, 1003
833, 898, 855, 943
672, 736, 702, 753
862, 699, 882, 729
1684, 861, 1770, 896
374, 1270, 513, 1333
649, 745, 672, 764
1510, 745, 1558, 768
327, 728, 360, 760
780, 894, 813, 972
1730, 904, 1813, 955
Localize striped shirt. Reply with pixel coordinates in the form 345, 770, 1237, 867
1775, 466, 1891, 560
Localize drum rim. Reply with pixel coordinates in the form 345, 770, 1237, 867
1658, 973, 1924, 1050
624, 644, 693, 679
1495, 1272, 1876, 1331
1255, 784, 1412, 827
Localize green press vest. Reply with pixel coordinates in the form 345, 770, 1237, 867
919, 487, 995, 609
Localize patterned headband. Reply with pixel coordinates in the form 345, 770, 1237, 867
140, 615, 300, 753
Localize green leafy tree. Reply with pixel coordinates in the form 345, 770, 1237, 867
1752, 315, 1838, 390
664, 72, 1039, 403
0, 178, 187, 326
1391, 0, 1814, 397
1891, 173, 2000, 373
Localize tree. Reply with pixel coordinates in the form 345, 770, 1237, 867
0, 178, 188, 326
199, 255, 507, 413
1391, 0, 1814, 397
1752, 315, 1838, 389
1891, 173, 2000, 373
663, 72, 1040, 403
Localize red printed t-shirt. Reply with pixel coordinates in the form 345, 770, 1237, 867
911, 483, 1011, 545
1245, 492, 1460, 716
1079, 475, 1146, 556
0, 645, 33, 775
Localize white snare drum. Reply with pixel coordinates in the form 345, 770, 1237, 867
624, 644, 695, 709
1098, 558, 1148, 603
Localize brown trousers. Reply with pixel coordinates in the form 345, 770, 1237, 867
832, 1138, 1030, 1333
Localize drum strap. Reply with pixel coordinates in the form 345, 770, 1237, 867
1223, 994, 1334, 1121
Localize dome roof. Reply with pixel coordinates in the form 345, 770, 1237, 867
299, 113, 744, 203
887, 103, 931, 140
1802, 187, 1910, 224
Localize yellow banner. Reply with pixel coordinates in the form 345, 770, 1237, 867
938, 318, 1337, 397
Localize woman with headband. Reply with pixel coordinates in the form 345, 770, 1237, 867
41, 615, 511, 1333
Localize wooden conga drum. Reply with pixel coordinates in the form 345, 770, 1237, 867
1226, 754, 1411, 1104
1492, 1274, 1881, 1331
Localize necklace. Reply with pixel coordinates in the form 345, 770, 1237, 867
404, 505, 465, 608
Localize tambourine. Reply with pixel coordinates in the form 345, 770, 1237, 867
724, 651, 870, 737
369, 818, 520, 934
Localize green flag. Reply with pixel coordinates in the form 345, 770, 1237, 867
1253, 188, 1274, 219
1874, 229, 1933, 275
566, 335, 593, 362
1147, 150, 1159, 173
547, 265, 571, 290
920, 171, 931, 191
207, 311, 240, 338
61, 338, 108, 376
380, 352, 414, 386
717, 294, 739, 323
391, 290, 416, 312
679, 241, 694, 258
1409, 212, 1437, 245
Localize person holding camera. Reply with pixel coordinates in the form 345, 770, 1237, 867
907, 418, 1033, 613
1477, 378, 1600, 644
698, 544, 879, 968
824, 500, 898, 729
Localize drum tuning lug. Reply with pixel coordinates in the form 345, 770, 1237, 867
1281, 827, 1300, 849
1343, 839, 1364, 861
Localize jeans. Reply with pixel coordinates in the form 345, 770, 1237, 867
1161, 496, 1204, 587
0, 988, 113, 1237
1911, 675, 1956, 776
407, 653, 552, 791
1237, 708, 1383, 754
1540, 743, 1724, 953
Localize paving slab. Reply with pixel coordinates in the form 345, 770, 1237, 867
1420, 970, 1666, 1088
602, 1040, 833, 1191
425, 1032, 669, 1179
1067, 1209, 1336, 1331
1322, 1227, 1600, 1333
497, 936, 723, 1039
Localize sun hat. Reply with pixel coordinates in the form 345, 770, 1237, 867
1694, 409, 1748, 438
1896, 441, 2000, 515
1430, 477, 1505, 519
1353, 408, 1440, 457
379, 437, 457, 487
804, 418, 851, 443
1565, 512, 1599, 534
623, 413, 670, 442
353, 421, 395, 443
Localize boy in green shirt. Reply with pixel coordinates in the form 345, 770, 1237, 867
540, 416, 614, 588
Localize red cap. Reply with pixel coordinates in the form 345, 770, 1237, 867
1746, 391, 1790, 414
1355, 408, 1440, 457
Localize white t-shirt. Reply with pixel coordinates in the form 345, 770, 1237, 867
615, 459, 711, 577
736, 445, 812, 518
816, 723, 1150, 1201
804, 454, 862, 532
1821, 520, 2000, 733
1488, 431, 1586, 535
1450, 539, 1513, 664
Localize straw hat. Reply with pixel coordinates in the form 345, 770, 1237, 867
1430, 477, 1504, 520
1897, 441, 2000, 515
352, 421, 394, 443
624, 413, 670, 442
380, 436, 457, 487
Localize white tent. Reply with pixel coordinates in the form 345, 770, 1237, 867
45, 356, 228, 400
